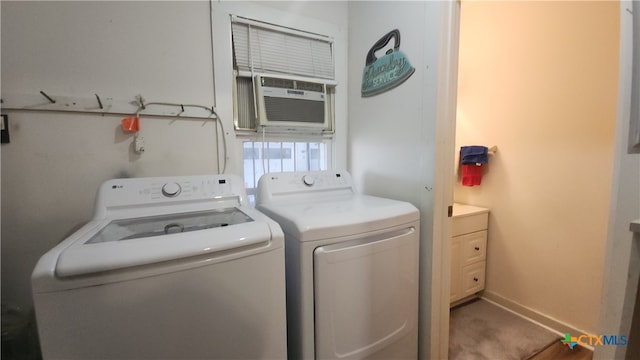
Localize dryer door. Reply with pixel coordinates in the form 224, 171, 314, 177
313, 225, 419, 359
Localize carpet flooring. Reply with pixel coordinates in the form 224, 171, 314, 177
449, 298, 561, 360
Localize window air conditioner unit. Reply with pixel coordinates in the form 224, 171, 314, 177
254, 74, 330, 131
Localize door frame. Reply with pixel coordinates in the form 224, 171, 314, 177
429, 1, 461, 359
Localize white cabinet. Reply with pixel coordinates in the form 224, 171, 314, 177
450, 203, 489, 306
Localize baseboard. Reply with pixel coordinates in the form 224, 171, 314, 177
481, 291, 595, 351
450, 294, 480, 308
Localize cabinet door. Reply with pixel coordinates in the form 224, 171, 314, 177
450, 236, 462, 303
460, 230, 487, 267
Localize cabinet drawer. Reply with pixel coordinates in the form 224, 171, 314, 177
461, 230, 487, 266
461, 261, 485, 297
452, 212, 488, 237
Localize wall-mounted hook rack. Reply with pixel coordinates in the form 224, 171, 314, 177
0, 92, 217, 120
95, 94, 103, 109
136, 95, 146, 110
39, 91, 56, 104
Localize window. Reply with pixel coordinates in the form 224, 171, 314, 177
230, 16, 336, 132
230, 15, 336, 202
243, 140, 330, 204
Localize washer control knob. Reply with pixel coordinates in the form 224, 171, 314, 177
162, 182, 182, 197
302, 175, 315, 186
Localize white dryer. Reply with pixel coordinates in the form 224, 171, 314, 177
32, 174, 287, 360
256, 170, 420, 360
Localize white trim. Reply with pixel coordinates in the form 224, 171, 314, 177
596, 2, 639, 359
482, 292, 593, 349
628, 1, 640, 153
430, 1, 460, 359
236, 70, 338, 86
480, 297, 565, 336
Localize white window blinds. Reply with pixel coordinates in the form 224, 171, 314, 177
231, 17, 335, 80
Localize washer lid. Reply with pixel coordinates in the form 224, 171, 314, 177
86, 207, 253, 243
55, 207, 273, 277
257, 194, 419, 242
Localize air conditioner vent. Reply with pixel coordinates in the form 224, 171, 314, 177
296, 81, 324, 92
260, 77, 324, 93
262, 77, 295, 89
264, 97, 325, 124
255, 75, 329, 131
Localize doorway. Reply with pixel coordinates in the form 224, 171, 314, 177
447, 0, 620, 356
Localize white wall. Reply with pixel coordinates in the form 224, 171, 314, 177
347, 2, 450, 358
1, 1, 218, 311
454, 1, 619, 334
0, 0, 349, 314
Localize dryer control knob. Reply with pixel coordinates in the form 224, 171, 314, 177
162, 182, 182, 197
302, 175, 315, 186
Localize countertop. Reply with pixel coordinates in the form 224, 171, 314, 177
452, 203, 489, 218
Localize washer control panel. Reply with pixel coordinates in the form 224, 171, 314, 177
302, 175, 316, 187
161, 182, 182, 197
96, 174, 246, 212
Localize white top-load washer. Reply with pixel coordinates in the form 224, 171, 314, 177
256, 170, 420, 360
32, 174, 287, 360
